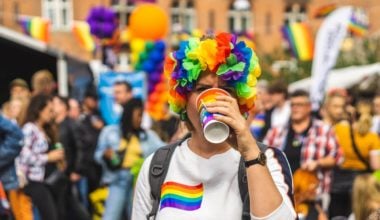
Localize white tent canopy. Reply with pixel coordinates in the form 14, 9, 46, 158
289, 63, 380, 93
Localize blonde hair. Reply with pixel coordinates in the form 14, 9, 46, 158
356, 113, 372, 135
323, 89, 347, 107
31, 69, 54, 94
2, 98, 27, 125
352, 174, 380, 220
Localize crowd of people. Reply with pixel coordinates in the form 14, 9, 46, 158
0, 38, 380, 220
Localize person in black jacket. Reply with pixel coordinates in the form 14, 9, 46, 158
76, 91, 104, 194
52, 95, 90, 220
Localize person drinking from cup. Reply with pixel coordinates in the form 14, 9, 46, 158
132, 33, 296, 219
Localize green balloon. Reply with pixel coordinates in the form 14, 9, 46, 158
139, 52, 148, 61
135, 63, 142, 70
145, 41, 155, 51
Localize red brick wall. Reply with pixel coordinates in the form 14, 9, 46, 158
1, 0, 380, 59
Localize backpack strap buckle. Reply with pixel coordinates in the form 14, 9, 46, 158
151, 164, 164, 177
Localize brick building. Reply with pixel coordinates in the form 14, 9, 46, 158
0, 0, 379, 61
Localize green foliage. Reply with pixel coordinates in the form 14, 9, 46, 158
336, 37, 380, 68
258, 36, 380, 85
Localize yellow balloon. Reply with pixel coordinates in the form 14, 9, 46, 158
120, 29, 131, 43
130, 53, 139, 65
130, 38, 145, 53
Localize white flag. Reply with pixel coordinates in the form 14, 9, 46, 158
310, 6, 353, 111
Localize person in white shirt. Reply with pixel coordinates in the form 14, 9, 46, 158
132, 33, 296, 220
371, 94, 380, 135
268, 81, 291, 129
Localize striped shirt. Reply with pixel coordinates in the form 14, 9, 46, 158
264, 119, 342, 193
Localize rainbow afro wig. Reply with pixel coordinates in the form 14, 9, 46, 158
164, 32, 261, 114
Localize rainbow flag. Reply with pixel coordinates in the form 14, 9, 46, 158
348, 10, 368, 37
19, 16, 49, 43
72, 21, 96, 52
282, 22, 314, 61
314, 4, 337, 18
160, 181, 203, 211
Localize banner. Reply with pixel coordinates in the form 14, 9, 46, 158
18, 15, 50, 43
282, 22, 314, 61
310, 6, 352, 111
98, 71, 147, 125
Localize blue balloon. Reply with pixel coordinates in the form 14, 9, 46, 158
149, 50, 164, 63
154, 41, 166, 52
142, 61, 155, 73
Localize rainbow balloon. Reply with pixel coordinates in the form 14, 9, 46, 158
72, 21, 96, 52
130, 39, 167, 120
282, 22, 314, 61
19, 16, 50, 43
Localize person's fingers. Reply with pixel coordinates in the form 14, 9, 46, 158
205, 101, 230, 108
213, 114, 235, 126
214, 114, 246, 132
205, 106, 231, 116
215, 96, 239, 107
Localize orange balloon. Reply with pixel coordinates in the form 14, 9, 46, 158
149, 93, 159, 103
155, 82, 166, 92
129, 4, 169, 40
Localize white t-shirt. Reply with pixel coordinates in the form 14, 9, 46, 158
271, 101, 291, 129
132, 140, 296, 220
371, 115, 380, 134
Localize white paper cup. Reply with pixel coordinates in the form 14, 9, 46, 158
203, 119, 230, 144
196, 88, 231, 144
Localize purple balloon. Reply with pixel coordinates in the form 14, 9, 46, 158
149, 71, 162, 83
148, 83, 155, 94
87, 6, 117, 39
156, 63, 164, 71
104, 10, 116, 22
102, 23, 115, 38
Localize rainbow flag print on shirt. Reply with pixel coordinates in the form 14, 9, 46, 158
160, 181, 203, 211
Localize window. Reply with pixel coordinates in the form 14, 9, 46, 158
284, 3, 306, 24
42, 0, 73, 30
172, 0, 180, 8
14, 2, 20, 24
171, 0, 195, 33
111, 0, 135, 29
265, 12, 271, 34
228, 0, 252, 33
0, 1, 3, 24
229, 17, 234, 33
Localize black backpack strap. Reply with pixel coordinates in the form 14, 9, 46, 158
238, 142, 268, 220
147, 134, 190, 220
348, 123, 371, 171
